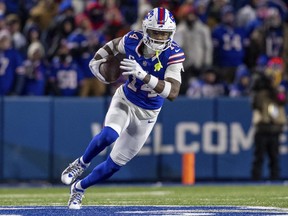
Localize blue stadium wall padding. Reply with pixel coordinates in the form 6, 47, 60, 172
3, 97, 52, 180
215, 98, 254, 179
52, 97, 107, 180
1, 96, 288, 181
159, 97, 216, 179
0, 96, 3, 179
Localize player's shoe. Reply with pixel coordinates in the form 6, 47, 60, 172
68, 181, 85, 209
61, 158, 90, 185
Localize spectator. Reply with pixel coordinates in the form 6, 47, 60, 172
22, 41, 48, 96
229, 64, 251, 97
206, 0, 231, 29
46, 14, 75, 60
47, 42, 83, 96
245, 1, 268, 36
247, 6, 285, 69
5, 14, 27, 55
236, 0, 257, 28
29, 0, 59, 31
23, 22, 42, 45
262, 7, 284, 58
212, 4, 248, 84
186, 67, 229, 98
85, 1, 105, 31
103, 0, 130, 41
193, 0, 210, 23
243, 2, 269, 68
67, 13, 107, 97
175, 5, 213, 94
0, 29, 25, 96
250, 57, 287, 180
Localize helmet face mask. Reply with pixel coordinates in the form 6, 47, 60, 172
142, 7, 176, 52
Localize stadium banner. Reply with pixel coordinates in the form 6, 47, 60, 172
1, 97, 288, 182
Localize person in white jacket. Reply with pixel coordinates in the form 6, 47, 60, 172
174, 6, 213, 94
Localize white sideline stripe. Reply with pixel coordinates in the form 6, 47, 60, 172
0, 194, 68, 198
0, 207, 63, 210
118, 211, 214, 215
0, 205, 288, 214
0, 215, 22, 216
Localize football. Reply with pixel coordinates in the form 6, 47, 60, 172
99, 54, 126, 83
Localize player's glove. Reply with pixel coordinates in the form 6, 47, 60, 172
120, 58, 147, 80
89, 58, 109, 84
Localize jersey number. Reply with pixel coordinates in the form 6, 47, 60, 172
128, 76, 158, 97
223, 34, 242, 51
57, 70, 77, 89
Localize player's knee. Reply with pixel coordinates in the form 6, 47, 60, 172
99, 126, 119, 147
110, 152, 130, 166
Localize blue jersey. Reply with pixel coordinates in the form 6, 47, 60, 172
23, 60, 47, 96
50, 58, 83, 96
0, 48, 23, 95
122, 31, 185, 110
212, 25, 247, 67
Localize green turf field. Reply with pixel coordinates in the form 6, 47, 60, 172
0, 184, 288, 208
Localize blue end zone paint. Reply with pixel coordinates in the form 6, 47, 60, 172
0, 206, 288, 216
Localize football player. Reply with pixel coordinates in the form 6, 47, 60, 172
61, 7, 185, 209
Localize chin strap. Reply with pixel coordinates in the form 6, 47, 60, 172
154, 50, 163, 72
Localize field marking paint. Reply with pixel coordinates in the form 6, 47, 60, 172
0, 194, 68, 198
118, 210, 214, 215
116, 206, 288, 215
0, 215, 22, 216
0, 205, 288, 215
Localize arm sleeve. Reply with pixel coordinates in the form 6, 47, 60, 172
117, 36, 126, 54
164, 63, 183, 83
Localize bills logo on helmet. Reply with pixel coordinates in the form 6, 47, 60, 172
169, 13, 175, 22
146, 9, 154, 19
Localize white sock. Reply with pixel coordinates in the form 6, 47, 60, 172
80, 156, 90, 166
75, 181, 84, 191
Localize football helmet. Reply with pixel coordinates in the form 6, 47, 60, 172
142, 7, 176, 51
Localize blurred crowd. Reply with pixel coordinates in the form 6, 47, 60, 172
0, 0, 287, 97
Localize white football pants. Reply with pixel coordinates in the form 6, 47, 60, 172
105, 85, 160, 166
